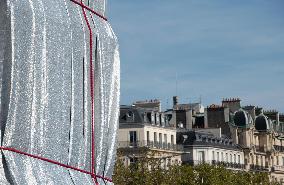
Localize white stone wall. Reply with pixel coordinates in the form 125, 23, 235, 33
118, 125, 176, 144
144, 125, 176, 144
192, 146, 244, 165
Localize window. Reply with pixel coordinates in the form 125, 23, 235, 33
147, 113, 151, 123
154, 132, 157, 143
230, 154, 232, 163
217, 152, 219, 162
129, 131, 137, 147
234, 154, 236, 163
221, 152, 224, 161
147, 131, 150, 145
159, 133, 162, 144
126, 111, 134, 122
156, 113, 160, 124
151, 113, 155, 124
238, 155, 241, 164
171, 135, 174, 144
198, 151, 205, 163
282, 157, 284, 166
161, 115, 165, 125
212, 151, 215, 161
129, 157, 135, 163
129, 157, 138, 166
226, 153, 228, 162
164, 134, 167, 144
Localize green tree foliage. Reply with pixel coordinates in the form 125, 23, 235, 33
113, 152, 274, 185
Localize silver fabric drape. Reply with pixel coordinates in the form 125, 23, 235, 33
0, 0, 120, 184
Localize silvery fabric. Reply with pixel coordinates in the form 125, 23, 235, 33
0, 0, 120, 184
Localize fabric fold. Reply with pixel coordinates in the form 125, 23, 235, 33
0, 0, 120, 184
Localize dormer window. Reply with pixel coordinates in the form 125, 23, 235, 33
125, 111, 135, 122
127, 111, 134, 118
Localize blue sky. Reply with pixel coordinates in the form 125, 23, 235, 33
108, 0, 284, 112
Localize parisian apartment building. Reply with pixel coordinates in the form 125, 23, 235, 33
117, 96, 284, 182
117, 100, 184, 168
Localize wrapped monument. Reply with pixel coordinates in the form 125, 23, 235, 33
0, 0, 120, 184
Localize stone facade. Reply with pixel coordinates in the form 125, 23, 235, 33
177, 131, 245, 170
117, 97, 284, 183
118, 103, 184, 168
212, 98, 284, 183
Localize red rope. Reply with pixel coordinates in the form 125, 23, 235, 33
80, 0, 98, 184
0, 147, 112, 182
70, 0, 108, 21
0, 1, 112, 184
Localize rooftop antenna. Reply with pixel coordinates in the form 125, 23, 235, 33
199, 95, 202, 104
166, 98, 169, 110
175, 72, 178, 96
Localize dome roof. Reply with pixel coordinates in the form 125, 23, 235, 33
234, 110, 248, 127
255, 115, 270, 131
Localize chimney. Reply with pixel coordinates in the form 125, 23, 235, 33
173, 96, 178, 106
222, 97, 241, 113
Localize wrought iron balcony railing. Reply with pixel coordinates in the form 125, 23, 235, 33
271, 165, 284, 172
249, 164, 269, 172
117, 140, 183, 151
184, 160, 244, 169
211, 160, 245, 169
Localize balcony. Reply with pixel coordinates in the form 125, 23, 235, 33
184, 160, 244, 169
273, 145, 284, 152
249, 164, 269, 172
271, 165, 284, 172
212, 160, 245, 169
118, 140, 183, 151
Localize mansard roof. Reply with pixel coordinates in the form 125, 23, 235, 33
177, 131, 241, 151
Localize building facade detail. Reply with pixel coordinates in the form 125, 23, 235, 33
117, 97, 284, 183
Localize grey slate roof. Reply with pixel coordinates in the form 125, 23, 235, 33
177, 131, 241, 151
